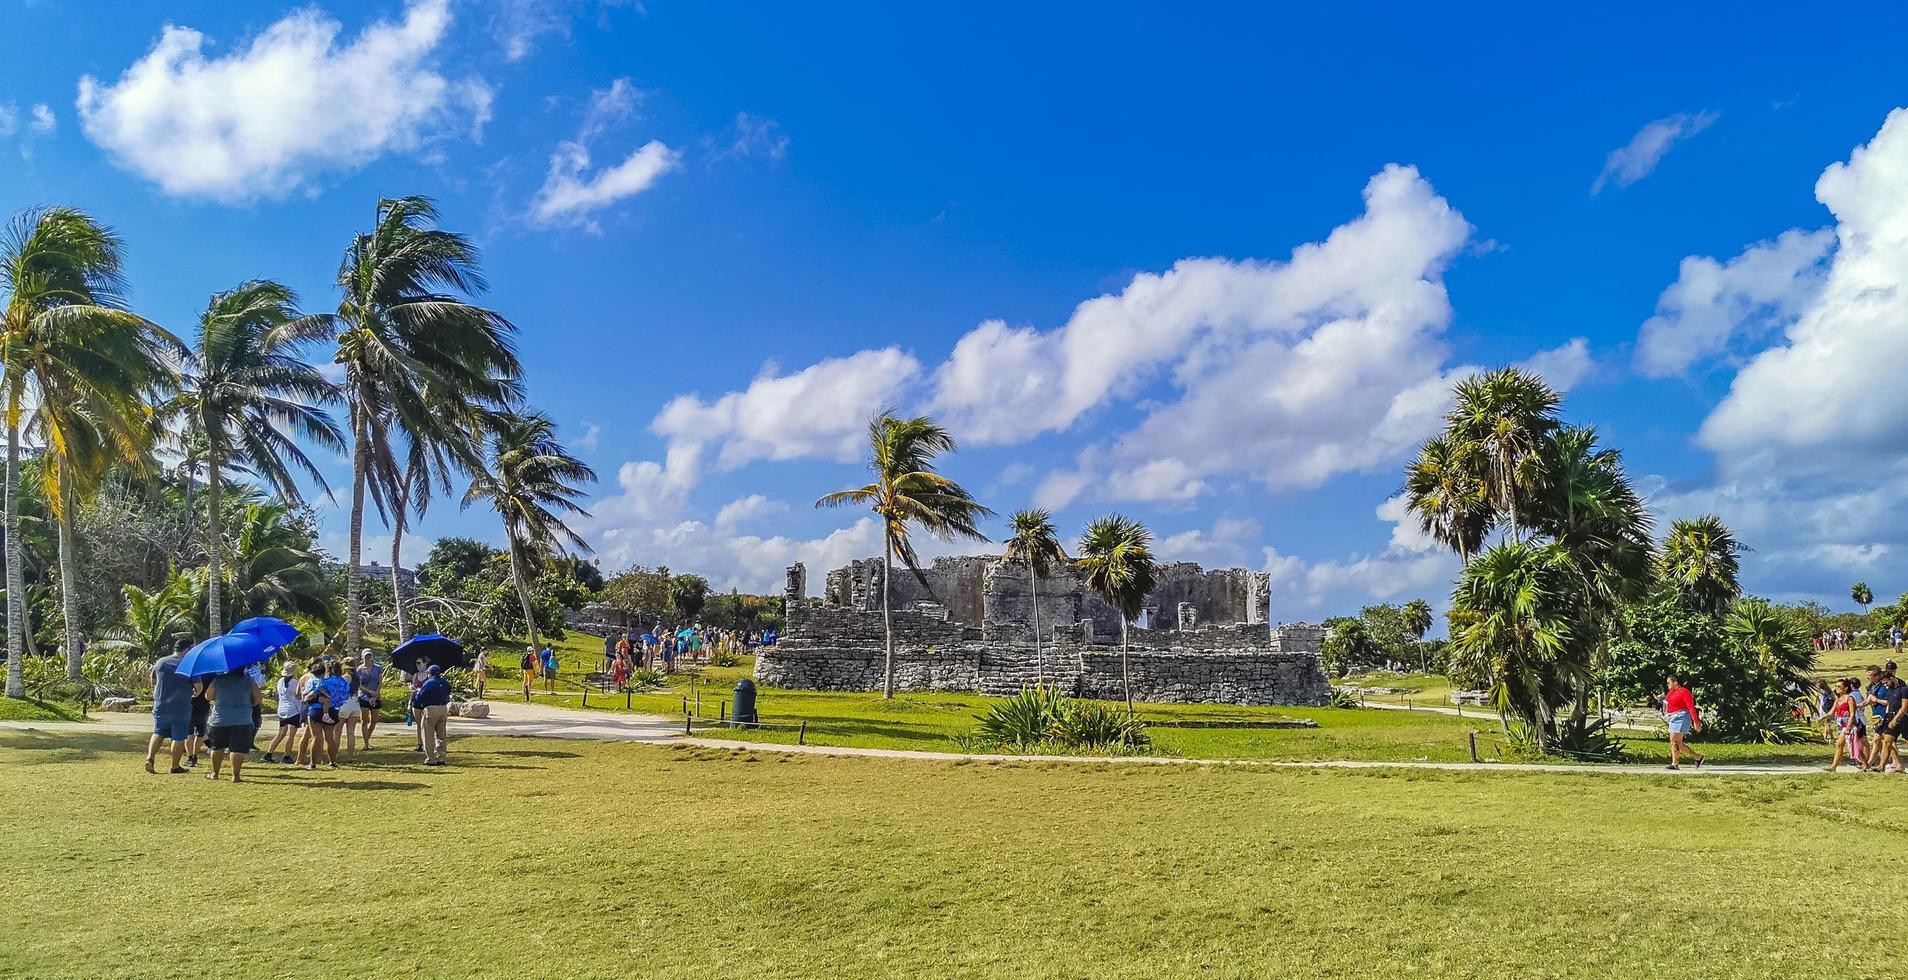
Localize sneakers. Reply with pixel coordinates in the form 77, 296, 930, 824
261, 753, 277, 763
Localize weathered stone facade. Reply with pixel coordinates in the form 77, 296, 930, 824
759, 556, 1328, 706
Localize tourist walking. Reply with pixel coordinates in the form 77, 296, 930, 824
1875, 671, 1908, 773
144, 639, 197, 774
185, 662, 213, 767
521, 645, 537, 701
202, 665, 262, 783
472, 648, 489, 698
412, 665, 453, 766
356, 652, 384, 749
262, 663, 304, 763
541, 644, 558, 692
336, 657, 363, 755
1662, 674, 1706, 770
1823, 679, 1867, 773
299, 661, 338, 770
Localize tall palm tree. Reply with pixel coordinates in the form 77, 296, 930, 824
1852, 582, 1874, 617
1401, 434, 1493, 561
1726, 597, 1813, 692
1449, 540, 1581, 738
1401, 598, 1434, 673
166, 280, 342, 635
328, 196, 521, 657
463, 411, 595, 651
1002, 507, 1067, 688
1445, 367, 1560, 539
1, 207, 174, 689
1659, 515, 1743, 615
817, 412, 992, 699
1077, 514, 1158, 714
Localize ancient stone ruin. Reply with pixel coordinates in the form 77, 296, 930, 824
757, 556, 1330, 706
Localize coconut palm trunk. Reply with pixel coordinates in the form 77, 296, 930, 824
345, 415, 367, 658
1121, 617, 1133, 714
881, 537, 895, 699
390, 520, 410, 641
4, 377, 25, 697
507, 534, 541, 651
57, 474, 84, 677
205, 457, 222, 635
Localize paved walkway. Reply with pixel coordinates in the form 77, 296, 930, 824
0, 701, 1838, 777
1357, 699, 1664, 732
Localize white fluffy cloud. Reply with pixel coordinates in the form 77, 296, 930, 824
714, 494, 790, 533
652, 348, 924, 471
1264, 545, 1457, 623
530, 140, 678, 227
27, 104, 54, 136
1695, 108, 1908, 470
77, 0, 489, 202
1634, 228, 1833, 377
1593, 111, 1717, 194
529, 77, 675, 229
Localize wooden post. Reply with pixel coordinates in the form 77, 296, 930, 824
625, 689, 632, 710
1468, 731, 1479, 763
798, 720, 807, 745
684, 712, 692, 735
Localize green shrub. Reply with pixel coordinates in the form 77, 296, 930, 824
975, 687, 1066, 748
972, 687, 1149, 753
626, 668, 668, 691
1744, 697, 1823, 746
1050, 698, 1150, 750
1529, 715, 1628, 762
705, 648, 741, 668
1327, 688, 1360, 709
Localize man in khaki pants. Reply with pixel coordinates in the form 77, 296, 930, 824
411, 665, 453, 766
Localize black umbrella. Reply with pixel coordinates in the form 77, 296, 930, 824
390, 634, 470, 673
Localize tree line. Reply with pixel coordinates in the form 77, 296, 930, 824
0, 199, 596, 698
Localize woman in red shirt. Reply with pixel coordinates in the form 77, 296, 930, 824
1663, 674, 1705, 770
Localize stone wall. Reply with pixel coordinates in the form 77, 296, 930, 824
763, 561, 1329, 705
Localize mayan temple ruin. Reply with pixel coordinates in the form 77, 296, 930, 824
756, 556, 1331, 706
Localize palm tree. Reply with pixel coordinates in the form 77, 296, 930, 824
1445, 368, 1560, 539
1726, 597, 1813, 692
1448, 540, 1581, 738
1853, 582, 1874, 617
97, 574, 197, 661
328, 196, 521, 657
1002, 508, 1067, 688
225, 500, 338, 626
1, 207, 175, 690
463, 411, 595, 651
817, 412, 992, 699
1659, 515, 1743, 615
166, 280, 342, 635
1077, 514, 1158, 714
1401, 598, 1434, 673
1401, 434, 1493, 560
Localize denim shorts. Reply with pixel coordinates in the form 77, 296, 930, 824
1666, 710, 1694, 735
153, 711, 191, 741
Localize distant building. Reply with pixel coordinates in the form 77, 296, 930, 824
325, 560, 418, 595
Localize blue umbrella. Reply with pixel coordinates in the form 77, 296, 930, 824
640, 633, 658, 645
391, 633, 469, 672
175, 633, 278, 677
229, 616, 301, 648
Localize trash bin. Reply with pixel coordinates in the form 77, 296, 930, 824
732, 678, 758, 726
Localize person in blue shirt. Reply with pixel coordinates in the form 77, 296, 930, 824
411, 665, 454, 765
540, 645, 557, 692
144, 638, 200, 774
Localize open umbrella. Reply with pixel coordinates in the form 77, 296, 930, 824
640, 633, 658, 645
176, 633, 278, 677
229, 616, 301, 648
390, 633, 469, 673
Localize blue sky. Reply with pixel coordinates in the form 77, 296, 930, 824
5, 1, 1908, 622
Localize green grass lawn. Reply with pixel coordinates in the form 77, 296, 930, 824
479, 648, 1829, 768
0, 728, 1902, 978
0, 695, 86, 722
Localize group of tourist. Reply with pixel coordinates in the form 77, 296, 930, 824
143, 640, 457, 780
1817, 662, 1908, 772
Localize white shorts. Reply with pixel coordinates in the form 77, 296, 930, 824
337, 699, 363, 719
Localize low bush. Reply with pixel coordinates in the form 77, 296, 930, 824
705, 649, 741, 668
626, 668, 668, 692
972, 687, 1149, 753
1327, 688, 1361, 709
